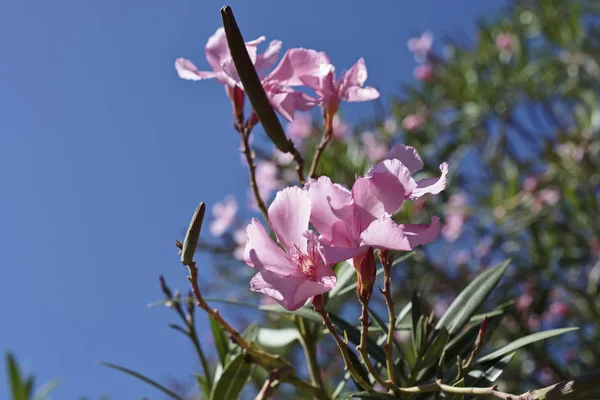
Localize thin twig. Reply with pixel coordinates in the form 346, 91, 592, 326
186, 261, 328, 400
379, 251, 398, 387
357, 298, 395, 391
237, 120, 269, 221
317, 309, 373, 392
308, 126, 333, 179
255, 373, 279, 400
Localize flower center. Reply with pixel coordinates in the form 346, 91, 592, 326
289, 249, 317, 280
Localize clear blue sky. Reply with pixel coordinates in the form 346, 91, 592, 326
0, 0, 505, 398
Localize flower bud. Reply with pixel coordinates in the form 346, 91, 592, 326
181, 202, 206, 266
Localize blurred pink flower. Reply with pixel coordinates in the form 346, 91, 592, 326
273, 149, 294, 165
523, 176, 540, 192
244, 187, 336, 310
286, 113, 313, 141
361, 131, 388, 162
332, 115, 351, 139
545, 302, 570, 321
556, 142, 585, 162
255, 161, 279, 201
307, 144, 447, 265
537, 189, 560, 205
402, 112, 426, 132
442, 193, 468, 242
495, 33, 513, 52
527, 314, 541, 331
383, 117, 397, 134
516, 293, 533, 312
451, 249, 471, 265
210, 195, 238, 237
233, 227, 247, 260
407, 31, 433, 62
414, 64, 435, 82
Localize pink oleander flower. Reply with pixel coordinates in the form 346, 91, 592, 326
442, 193, 469, 242
495, 33, 513, 52
298, 54, 380, 126
523, 175, 540, 192
408, 31, 433, 62
332, 114, 351, 139
361, 131, 388, 162
286, 113, 313, 142
244, 187, 336, 310
175, 28, 280, 117
210, 195, 238, 237
307, 144, 447, 266
402, 112, 426, 132
414, 64, 435, 82
176, 29, 321, 121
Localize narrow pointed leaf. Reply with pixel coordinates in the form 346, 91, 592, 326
411, 290, 422, 337
209, 353, 252, 400
257, 327, 300, 348
330, 262, 356, 297
396, 302, 412, 329
345, 392, 397, 399
209, 316, 229, 366
477, 327, 578, 363
194, 374, 211, 399
99, 361, 185, 400
435, 260, 510, 334
421, 328, 449, 368
6, 353, 26, 400
467, 352, 515, 387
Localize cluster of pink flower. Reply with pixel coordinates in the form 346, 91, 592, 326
244, 144, 448, 310
175, 27, 379, 126
403, 32, 434, 132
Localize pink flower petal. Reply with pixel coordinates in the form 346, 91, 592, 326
254, 40, 283, 72
175, 58, 217, 81
342, 86, 380, 103
305, 176, 353, 244
250, 270, 334, 311
343, 58, 368, 87
244, 218, 297, 275
204, 28, 230, 72
268, 187, 311, 254
360, 216, 441, 251
381, 145, 424, 173
370, 159, 418, 202
411, 163, 448, 199
268, 48, 330, 86
317, 238, 366, 265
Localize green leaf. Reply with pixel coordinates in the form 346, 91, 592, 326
477, 327, 578, 363
435, 260, 510, 334
7, 353, 27, 400
259, 304, 323, 323
209, 353, 252, 400
328, 312, 387, 366
467, 352, 515, 387
421, 328, 450, 368
209, 316, 229, 367
99, 361, 184, 400
413, 315, 426, 358
396, 302, 412, 329
329, 262, 356, 297
411, 290, 422, 338
257, 327, 300, 348
194, 374, 211, 399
